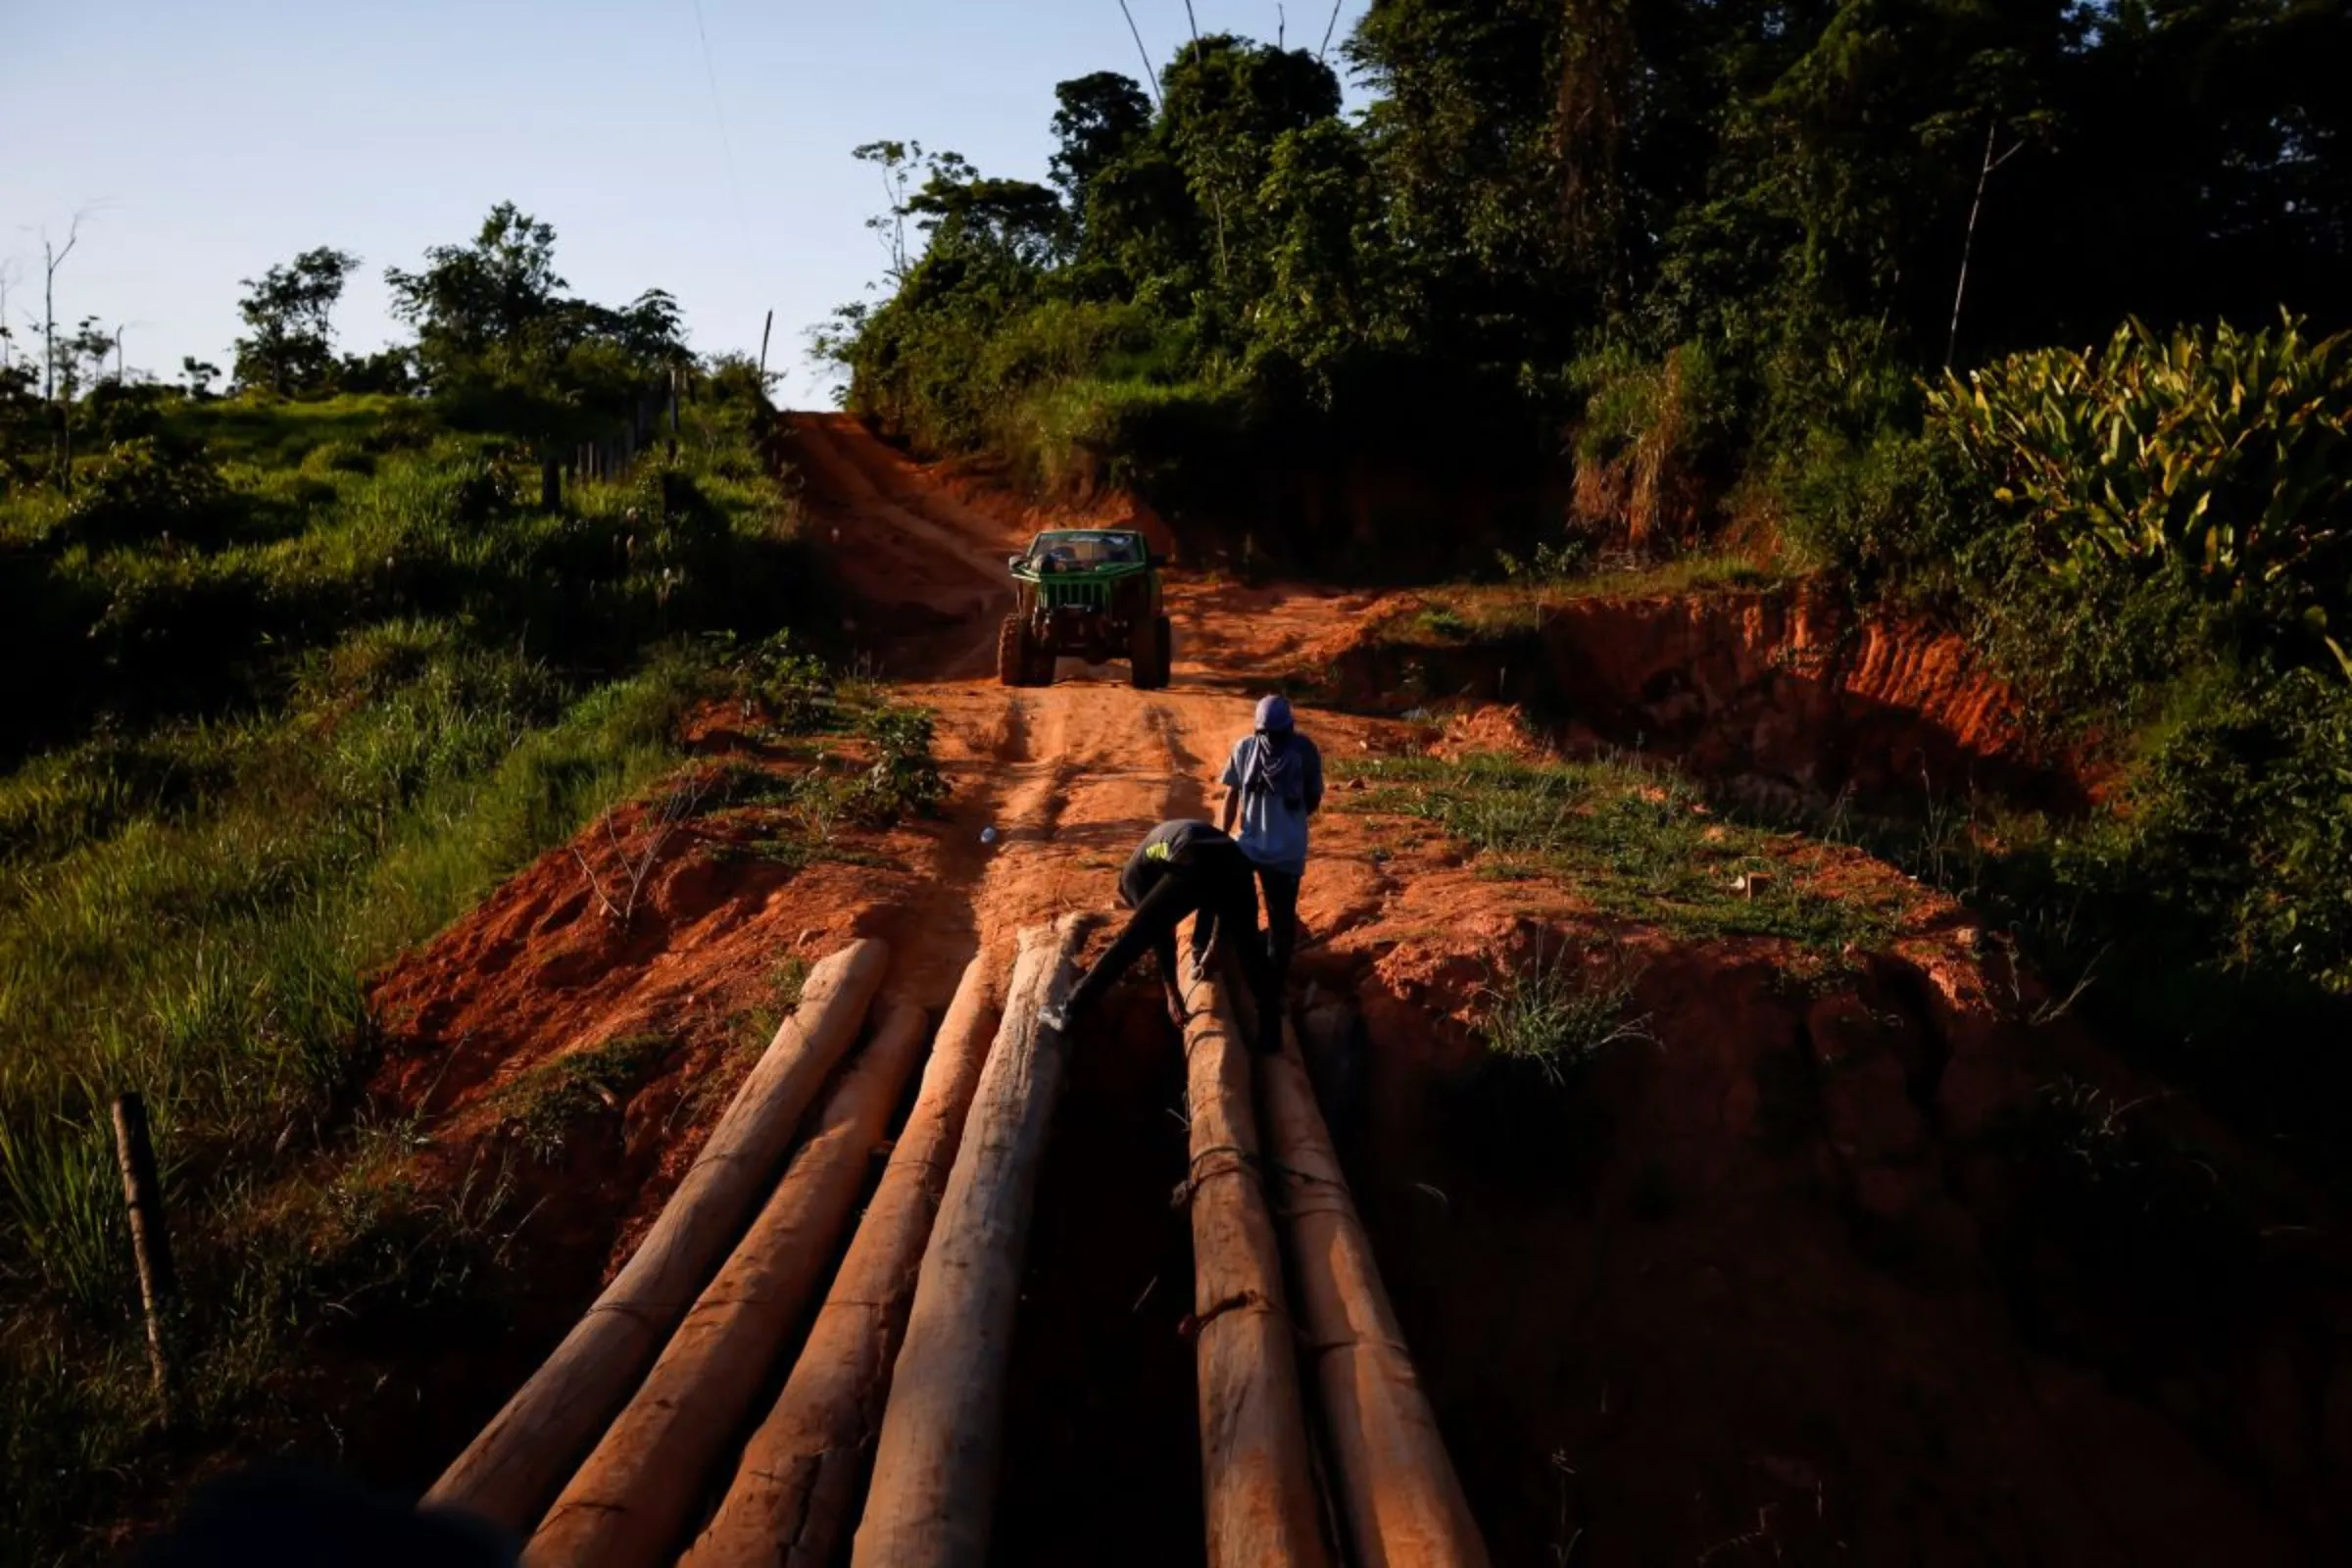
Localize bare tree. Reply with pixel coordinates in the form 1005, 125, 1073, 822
1946, 117, 2026, 369
0, 257, 18, 370
37, 214, 91, 487
39, 219, 84, 404
570, 772, 714, 926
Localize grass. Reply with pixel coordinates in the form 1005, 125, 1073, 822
1986, 1077, 2265, 1330
730, 954, 812, 1057
0, 382, 847, 1566
488, 1031, 678, 1162
1477, 947, 1654, 1087
1371, 553, 1783, 648
1335, 751, 1906, 954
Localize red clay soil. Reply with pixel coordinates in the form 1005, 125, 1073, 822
331, 412, 2343, 1563
1315, 583, 2097, 812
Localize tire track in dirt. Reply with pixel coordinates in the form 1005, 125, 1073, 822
789, 416, 1255, 1004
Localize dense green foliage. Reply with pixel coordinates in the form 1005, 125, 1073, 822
1806, 318, 2352, 1004
826, 1, 2348, 564
0, 211, 826, 1565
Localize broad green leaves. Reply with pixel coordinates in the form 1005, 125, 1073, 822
1929, 316, 2352, 671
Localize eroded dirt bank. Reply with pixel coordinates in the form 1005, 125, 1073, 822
1317, 584, 2092, 812
343, 414, 2343, 1564
1309, 921, 2347, 1564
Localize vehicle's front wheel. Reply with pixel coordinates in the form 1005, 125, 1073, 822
1127, 613, 1160, 690
998, 615, 1044, 687
1152, 615, 1173, 688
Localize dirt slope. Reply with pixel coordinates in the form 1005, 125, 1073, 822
359, 413, 2345, 1566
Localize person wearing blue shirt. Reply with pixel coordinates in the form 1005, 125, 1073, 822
1213, 695, 1323, 1023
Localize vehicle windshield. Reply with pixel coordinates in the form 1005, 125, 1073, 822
1028, 532, 1141, 567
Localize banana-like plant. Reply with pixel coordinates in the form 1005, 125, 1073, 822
1928, 314, 2351, 670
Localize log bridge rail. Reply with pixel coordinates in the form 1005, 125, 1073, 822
420, 925, 1487, 1567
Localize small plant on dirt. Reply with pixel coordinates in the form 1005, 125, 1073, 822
571, 771, 713, 925
1992, 1076, 2261, 1312
1415, 604, 1473, 641
854, 705, 947, 822
690, 956, 815, 1132
496, 1031, 675, 1161
737, 952, 810, 1048
718, 629, 837, 734
1495, 536, 1592, 584
1477, 948, 1654, 1088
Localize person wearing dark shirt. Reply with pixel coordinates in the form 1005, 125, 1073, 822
1042, 819, 1281, 1051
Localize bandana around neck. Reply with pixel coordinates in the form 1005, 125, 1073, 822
1245, 730, 1304, 801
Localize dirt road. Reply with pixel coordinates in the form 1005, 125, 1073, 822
785, 412, 1389, 1014
784, 414, 1397, 1564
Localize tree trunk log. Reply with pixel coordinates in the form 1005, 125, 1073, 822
683, 953, 1003, 1568
1179, 969, 1332, 1567
422, 939, 890, 1537
1237, 979, 1489, 1567
848, 916, 1096, 1568
524, 997, 932, 1568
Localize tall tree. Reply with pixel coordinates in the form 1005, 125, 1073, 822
232, 247, 360, 397
385, 204, 568, 382
384, 205, 686, 498
1051, 73, 1155, 255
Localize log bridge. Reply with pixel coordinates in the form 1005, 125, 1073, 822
420, 923, 1487, 1567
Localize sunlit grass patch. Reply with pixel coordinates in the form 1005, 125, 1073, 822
1335, 751, 1906, 953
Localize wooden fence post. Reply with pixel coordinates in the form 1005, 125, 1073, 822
111, 1093, 177, 1418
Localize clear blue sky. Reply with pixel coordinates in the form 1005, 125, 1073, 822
3, 0, 1375, 409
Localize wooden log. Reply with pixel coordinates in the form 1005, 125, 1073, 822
847, 915, 1097, 1568
111, 1093, 177, 1417
422, 939, 890, 1537
524, 998, 932, 1568
1253, 1005, 1490, 1568
683, 953, 1003, 1568
1178, 969, 1332, 1568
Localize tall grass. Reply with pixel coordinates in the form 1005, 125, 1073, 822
1478, 948, 1654, 1087
0, 383, 811, 1566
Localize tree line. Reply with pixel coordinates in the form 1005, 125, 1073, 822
0, 204, 695, 492
826, 0, 2348, 562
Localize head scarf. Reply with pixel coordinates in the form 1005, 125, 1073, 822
1241, 696, 1305, 806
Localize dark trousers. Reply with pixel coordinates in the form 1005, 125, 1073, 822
1252, 862, 1301, 992
1067, 848, 1281, 1048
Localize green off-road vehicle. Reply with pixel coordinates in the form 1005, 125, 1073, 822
999, 529, 1174, 689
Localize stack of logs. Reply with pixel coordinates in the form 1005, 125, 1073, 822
419, 919, 1486, 1567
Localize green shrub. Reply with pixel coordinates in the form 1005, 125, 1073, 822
2111, 668, 2352, 994
854, 705, 947, 822
58, 437, 240, 551
1927, 316, 2352, 685
1564, 340, 1733, 554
